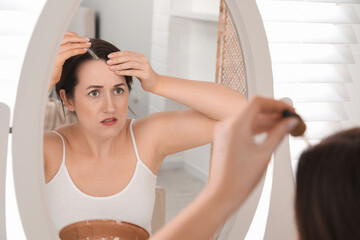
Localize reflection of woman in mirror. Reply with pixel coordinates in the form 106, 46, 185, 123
44, 31, 247, 234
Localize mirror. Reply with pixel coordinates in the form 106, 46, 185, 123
12, 0, 301, 239
10, 0, 360, 239
42, 0, 221, 237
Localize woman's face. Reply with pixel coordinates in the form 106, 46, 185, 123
70, 60, 129, 138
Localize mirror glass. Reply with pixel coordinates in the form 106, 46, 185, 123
43, 0, 220, 236
38, 0, 360, 239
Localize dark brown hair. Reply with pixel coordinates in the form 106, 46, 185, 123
296, 127, 360, 240
55, 38, 133, 116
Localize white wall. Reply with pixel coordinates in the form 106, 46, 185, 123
151, 0, 219, 181
75, 0, 217, 180
81, 0, 154, 118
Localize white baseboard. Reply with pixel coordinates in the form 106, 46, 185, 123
160, 152, 185, 170
184, 161, 209, 183
160, 159, 184, 170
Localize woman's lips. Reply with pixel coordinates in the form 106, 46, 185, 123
101, 118, 118, 126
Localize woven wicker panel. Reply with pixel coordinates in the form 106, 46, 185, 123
216, 0, 248, 97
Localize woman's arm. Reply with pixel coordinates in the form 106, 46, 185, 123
150, 75, 246, 121
151, 97, 300, 240
107, 51, 246, 121
48, 31, 91, 92
107, 51, 247, 168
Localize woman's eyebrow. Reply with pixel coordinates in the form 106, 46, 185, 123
86, 85, 103, 90
86, 83, 125, 90
113, 83, 126, 88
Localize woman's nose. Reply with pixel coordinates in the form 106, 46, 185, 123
103, 94, 116, 113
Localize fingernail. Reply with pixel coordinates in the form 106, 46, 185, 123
83, 48, 89, 51
110, 66, 116, 70
86, 42, 91, 45
287, 118, 300, 132
108, 54, 113, 58
107, 60, 113, 64
84, 37, 90, 41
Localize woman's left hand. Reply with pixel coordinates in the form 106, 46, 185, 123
107, 51, 159, 92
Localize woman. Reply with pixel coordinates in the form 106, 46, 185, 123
44, 31, 247, 234
151, 98, 360, 239
296, 127, 360, 239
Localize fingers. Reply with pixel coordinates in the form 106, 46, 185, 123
115, 70, 139, 77
249, 96, 294, 115
58, 42, 91, 54
261, 117, 300, 155
61, 31, 89, 46
109, 58, 145, 78
107, 51, 146, 66
56, 48, 88, 65
251, 113, 282, 134
106, 51, 150, 78
234, 96, 295, 129
55, 31, 91, 64
109, 61, 143, 71
107, 51, 144, 59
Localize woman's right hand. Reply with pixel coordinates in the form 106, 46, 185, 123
207, 96, 299, 211
49, 31, 91, 91
151, 97, 300, 240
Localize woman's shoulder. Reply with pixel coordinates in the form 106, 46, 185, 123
43, 124, 75, 183
44, 130, 63, 149
44, 129, 66, 184
130, 114, 174, 152
131, 116, 157, 139
44, 124, 73, 145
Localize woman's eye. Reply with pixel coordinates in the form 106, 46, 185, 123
114, 88, 124, 95
88, 90, 99, 97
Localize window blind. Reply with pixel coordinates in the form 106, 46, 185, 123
256, 0, 359, 163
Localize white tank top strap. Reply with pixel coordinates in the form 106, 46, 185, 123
129, 119, 156, 177
46, 123, 157, 234
51, 130, 66, 167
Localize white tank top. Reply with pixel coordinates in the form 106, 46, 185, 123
45, 119, 157, 234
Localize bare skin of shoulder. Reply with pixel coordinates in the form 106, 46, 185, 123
43, 118, 159, 197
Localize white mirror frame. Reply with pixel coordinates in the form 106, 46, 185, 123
216, 0, 275, 239
11, 0, 296, 239
12, 0, 82, 239
0, 103, 10, 240
225, 0, 274, 98
217, 1, 296, 239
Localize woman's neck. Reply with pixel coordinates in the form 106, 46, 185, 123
70, 121, 129, 161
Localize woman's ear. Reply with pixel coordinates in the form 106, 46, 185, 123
59, 89, 75, 112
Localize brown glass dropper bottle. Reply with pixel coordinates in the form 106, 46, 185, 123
282, 110, 311, 147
